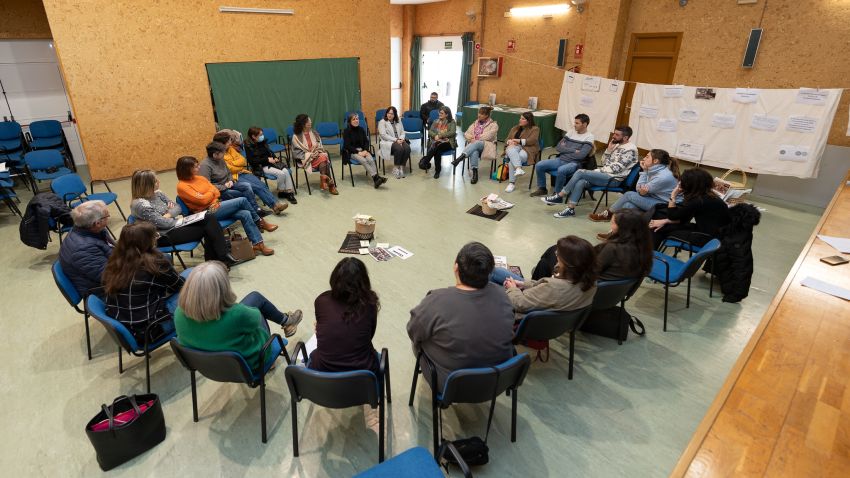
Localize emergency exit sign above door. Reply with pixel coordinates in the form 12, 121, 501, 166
444, 41, 452, 49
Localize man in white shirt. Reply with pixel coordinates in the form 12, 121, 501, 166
530, 113, 595, 197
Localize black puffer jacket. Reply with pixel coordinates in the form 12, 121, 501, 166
711, 203, 761, 303
19, 192, 72, 250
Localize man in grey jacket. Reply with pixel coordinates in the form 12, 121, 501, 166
407, 242, 515, 390
198, 142, 265, 215
531, 113, 595, 197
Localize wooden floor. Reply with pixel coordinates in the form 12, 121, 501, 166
673, 172, 850, 477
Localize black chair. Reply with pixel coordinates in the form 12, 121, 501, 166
513, 306, 592, 379
589, 278, 643, 345
169, 335, 290, 443
285, 342, 391, 462
408, 351, 531, 457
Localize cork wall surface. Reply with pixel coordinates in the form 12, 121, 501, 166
479, 0, 585, 110
620, 0, 850, 146
581, 0, 631, 78
390, 4, 403, 37
41, 0, 391, 180
0, 0, 51, 39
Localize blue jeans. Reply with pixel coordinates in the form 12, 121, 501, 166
463, 141, 485, 168
490, 268, 525, 285
215, 197, 263, 245
562, 170, 620, 206
611, 191, 663, 212
535, 159, 579, 191
240, 291, 287, 327
505, 146, 528, 183
238, 172, 277, 207
221, 181, 261, 212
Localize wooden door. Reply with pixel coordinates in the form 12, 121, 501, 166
616, 33, 682, 128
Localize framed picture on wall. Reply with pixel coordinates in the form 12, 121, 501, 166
477, 57, 502, 77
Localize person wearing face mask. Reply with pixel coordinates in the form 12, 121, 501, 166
418, 106, 456, 179
214, 130, 288, 215
419, 92, 444, 127
542, 125, 638, 219
244, 126, 298, 205
502, 112, 540, 193
342, 113, 387, 188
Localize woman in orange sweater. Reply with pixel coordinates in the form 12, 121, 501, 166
176, 156, 276, 256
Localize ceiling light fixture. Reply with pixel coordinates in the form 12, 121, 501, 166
505, 3, 571, 18
219, 6, 294, 15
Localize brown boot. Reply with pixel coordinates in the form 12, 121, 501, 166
320, 174, 329, 191
252, 242, 274, 256
256, 218, 278, 232
272, 202, 288, 215
328, 181, 339, 195
588, 209, 613, 222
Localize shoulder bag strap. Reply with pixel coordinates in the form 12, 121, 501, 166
629, 316, 646, 336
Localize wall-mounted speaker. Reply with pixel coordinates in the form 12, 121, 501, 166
467, 41, 474, 65
557, 39, 568, 67
742, 28, 763, 68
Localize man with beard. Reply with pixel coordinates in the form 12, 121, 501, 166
419, 92, 444, 127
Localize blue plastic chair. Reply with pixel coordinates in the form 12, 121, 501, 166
0, 121, 28, 186
316, 122, 342, 155
174, 196, 235, 230
454, 101, 478, 123
260, 127, 287, 158
0, 176, 21, 217
649, 239, 722, 331
354, 444, 471, 478
374, 108, 387, 143
24, 150, 72, 192
402, 110, 419, 120
52, 261, 93, 359
660, 232, 717, 298
401, 117, 424, 153
589, 278, 644, 345
51, 173, 126, 220
170, 335, 289, 443
512, 306, 592, 379
587, 163, 641, 213
28, 120, 64, 150
86, 295, 176, 393
408, 351, 531, 456
286, 342, 391, 462
341, 125, 380, 187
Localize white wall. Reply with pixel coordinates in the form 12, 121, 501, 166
753, 145, 850, 208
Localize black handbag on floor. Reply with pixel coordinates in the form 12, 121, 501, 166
85, 394, 166, 471
581, 306, 645, 342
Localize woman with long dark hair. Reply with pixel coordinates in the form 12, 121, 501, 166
342, 113, 387, 188
103, 222, 184, 342
419, 105, 456, 179
291, 114, 337, 194
309, 257, 381, 374
595, 209, 654, 280
377, 106, 411, 179
492, 236, 598, 319
649, 168, 731, 248
502, 111, 540, 192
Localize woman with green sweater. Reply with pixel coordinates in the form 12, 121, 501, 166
173, 262, 302, 371
418, 106, 457, 179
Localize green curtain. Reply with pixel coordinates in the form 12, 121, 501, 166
409, 36, 422, 111
458, 32, 474, 111
206, 58, 361, 138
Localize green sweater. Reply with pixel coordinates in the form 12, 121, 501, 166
174, 303, 270, 372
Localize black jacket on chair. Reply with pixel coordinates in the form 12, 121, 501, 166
19, 192, 72, 250
711, 203, 761, 303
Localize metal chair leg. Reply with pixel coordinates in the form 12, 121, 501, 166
384, 354, 392, 404
84, 313, 92, 360
175, 252, 187, 270
378, 395, 385, 462
145, 350, 151, 393
686, 277, 692, 308
408, 359, 420, 406
190, 370, 198, 422
568, 330, 576, 380
511, 388, 518, 442
591, 192, 606, 214
260, 381, 268, 443
291, 398, 299, 456
118, 345, 124, 373
663, 283, 669, 331
432, 396, 439, 457
114, 201, 127, 221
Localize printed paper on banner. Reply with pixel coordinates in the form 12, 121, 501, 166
678, 108, 699, 123
580, 95, 594, 107
778, 145, 811, 162
608, 82, 619, 93
657, 119, 678, 132
638, 105, 659, 118
581, 76, 601, 92
663, 85, 684, 98
711, 113, 737, 129
676, 142, 705, 162
750, 114, 780, 132
786, 116, 817, 133
733, 88, 760, 104
566, 73, 575, 83
795, 88, 828, 106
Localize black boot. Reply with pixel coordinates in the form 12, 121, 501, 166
471, 168, 479, 184
286, 192, 298, 204
451, 153, 467, 169
372, 174, 385, 189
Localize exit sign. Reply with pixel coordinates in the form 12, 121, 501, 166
444, 41, 453, 49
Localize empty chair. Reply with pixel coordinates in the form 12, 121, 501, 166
408, 351, 531, 456
373, 108, 387, 144
86, 295, 176, 392
659, 233, 717, 297
24, 150, 72, 192
354, 444, 471, 478
512, 306, 592, 378
402, 110, 419, 120
51, 173, 127, 220
286, 342, 391, 462
52, 261, 93, 359
401, 117, 424, 153
170, 335, 289, 443
588, 278, 643, 345
649, 239, 722, 331
0, 175, 21, 217
29, 119, 74, 171
0, 120, 27, 184
315, 122, 342, 155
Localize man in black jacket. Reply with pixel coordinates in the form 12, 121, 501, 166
59, 200, 114, 297
419, 92, 444, 128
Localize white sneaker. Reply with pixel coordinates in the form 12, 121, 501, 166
514, 168, 525, 176
505, 183, 516, 193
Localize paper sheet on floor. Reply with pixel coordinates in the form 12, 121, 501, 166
817, 235, 850, 253
304, 334, 318, 358
800, 276, 850, 301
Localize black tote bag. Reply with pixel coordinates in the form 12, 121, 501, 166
84, 394, 166, 471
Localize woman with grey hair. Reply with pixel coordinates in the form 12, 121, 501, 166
173, 262, 302, 371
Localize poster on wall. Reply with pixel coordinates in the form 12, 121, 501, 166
555, 72, 624, 141
477, 57, 502, 77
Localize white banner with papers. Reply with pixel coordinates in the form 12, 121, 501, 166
556, 72, 624, 144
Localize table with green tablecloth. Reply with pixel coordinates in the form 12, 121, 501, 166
461, 104, 562, 150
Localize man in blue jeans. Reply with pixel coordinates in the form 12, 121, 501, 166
542, 125, 639, 218
530, 113, 595, 197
